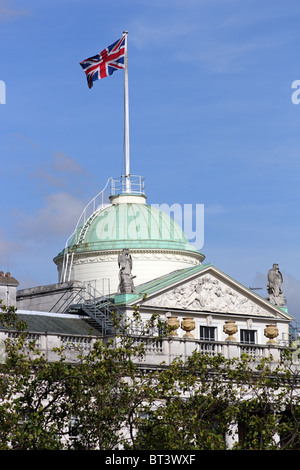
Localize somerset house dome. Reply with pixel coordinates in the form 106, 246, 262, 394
53, 176, 205, 296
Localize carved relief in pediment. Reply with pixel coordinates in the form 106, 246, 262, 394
143, 273, 268, 316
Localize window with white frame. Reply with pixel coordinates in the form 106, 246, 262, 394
200, 326, 216, 341
240, 329, 256, 344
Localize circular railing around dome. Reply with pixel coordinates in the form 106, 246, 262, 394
111, 175, 145, 196
60, 175, 145, 283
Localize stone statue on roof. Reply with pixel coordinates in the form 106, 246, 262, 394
118, 248, 136, 294
267, 263, 285, 307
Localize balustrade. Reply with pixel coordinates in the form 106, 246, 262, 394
2, 329, 284, 364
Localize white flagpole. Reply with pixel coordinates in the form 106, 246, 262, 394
123, 31, 131, 193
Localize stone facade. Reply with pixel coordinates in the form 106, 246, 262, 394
17, 281, 84, 313
0, 272, 19, 307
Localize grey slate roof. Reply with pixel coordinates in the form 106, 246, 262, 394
1, 310, 101, 336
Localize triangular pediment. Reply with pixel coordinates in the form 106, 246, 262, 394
138, 265, 291, 320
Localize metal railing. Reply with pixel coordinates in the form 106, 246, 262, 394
60, 175, 145, 283
110, 175, 145, 195
60, 178, 112, 283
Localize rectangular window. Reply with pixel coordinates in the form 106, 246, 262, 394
240, 329, 256, 344
200, 326, 216, 341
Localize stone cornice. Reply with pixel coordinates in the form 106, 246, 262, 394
54, 248, 205, 267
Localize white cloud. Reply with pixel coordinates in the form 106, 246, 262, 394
0, 238, 21, 260
31, 151, 88, 190
130, 19, 196, 49
0, 0, 30, 20
175, 33, 291, 73
52, 151, 86, 174
16, 192, 86, 242
128, 1, 297, 73
177, 40, 258, 73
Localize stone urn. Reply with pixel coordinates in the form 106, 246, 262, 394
181, 317, 195, 338
166, 316, 180, 336
223, 320, 238, 341
264, 324, 279, 344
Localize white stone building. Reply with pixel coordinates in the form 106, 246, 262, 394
11, 176, 294, 364
0, 175, 298, 449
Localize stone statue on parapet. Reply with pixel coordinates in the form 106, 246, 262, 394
117, 248, 136, 294
267, 263, 285, 307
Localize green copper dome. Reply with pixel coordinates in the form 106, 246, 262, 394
57, 194, 204, 259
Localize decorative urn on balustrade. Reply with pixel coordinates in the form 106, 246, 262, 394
223, 320, 238, 341
264, 324, 279, 344
181, 317, 196, 338
166, 316, 180, 336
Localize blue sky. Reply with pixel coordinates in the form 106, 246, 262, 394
0, 0, 300, 322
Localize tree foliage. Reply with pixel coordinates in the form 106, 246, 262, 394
0, 303, 300, 450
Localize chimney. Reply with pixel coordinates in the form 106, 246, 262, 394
0, 271, 19, 308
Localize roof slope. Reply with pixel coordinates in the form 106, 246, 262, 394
1, 311, 101, 336
114, 264, 293, 321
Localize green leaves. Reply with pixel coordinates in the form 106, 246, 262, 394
0, 303, 300, 449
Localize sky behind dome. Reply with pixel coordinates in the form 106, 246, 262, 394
0, 0, 300, 322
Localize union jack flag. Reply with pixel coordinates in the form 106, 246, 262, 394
80, 36, 125, 89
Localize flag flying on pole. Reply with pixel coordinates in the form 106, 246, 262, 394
80, 36, 125, 89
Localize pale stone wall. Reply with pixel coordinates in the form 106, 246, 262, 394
0, 272, 19, 307
0, 284, 18, 307
56, 250, 202, 296
0, 327, 285, 367
16, 281, 84, 313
